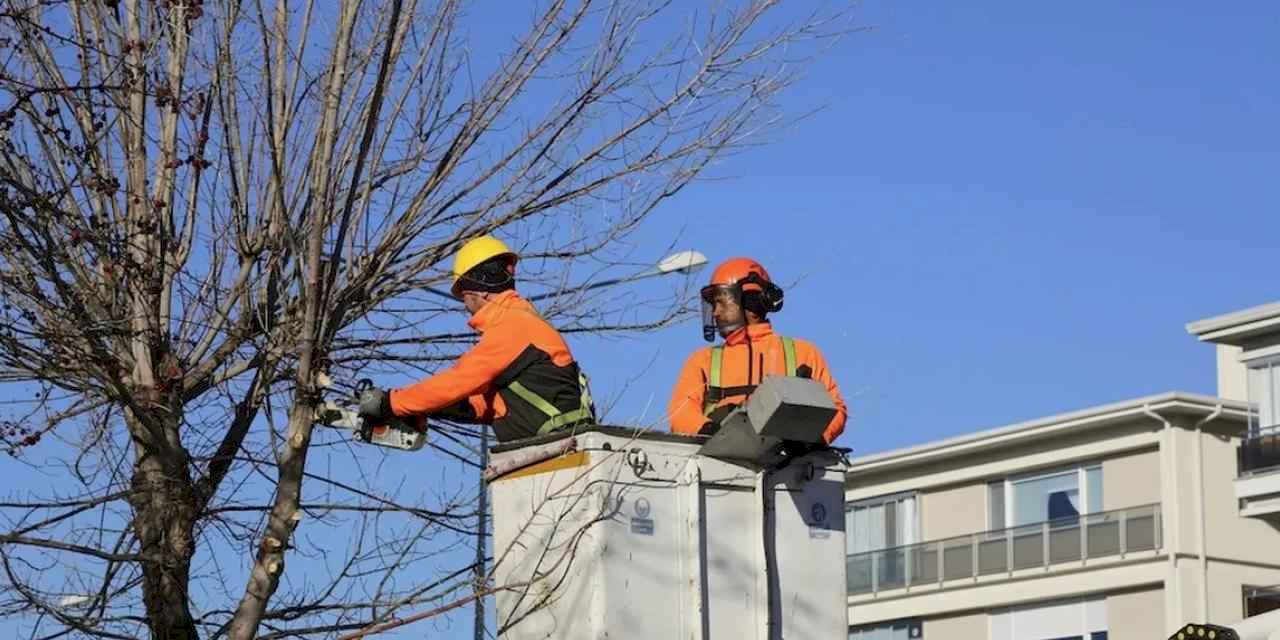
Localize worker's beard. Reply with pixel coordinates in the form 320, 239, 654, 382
716, 319, 744, 338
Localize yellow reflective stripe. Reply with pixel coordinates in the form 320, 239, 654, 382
781, 336, 797, 377
704, 346, 724, 415
509, 380, 593, 435
538, 407, 593, 434
578, 371, 594, 415
703, 339, 797, 416
507, 380, 560, 416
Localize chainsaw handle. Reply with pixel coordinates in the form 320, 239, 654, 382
354, 378, 374, 399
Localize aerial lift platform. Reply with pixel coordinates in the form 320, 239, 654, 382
485, 375, 849, 640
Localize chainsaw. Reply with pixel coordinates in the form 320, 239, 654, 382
314, 378, 427, 451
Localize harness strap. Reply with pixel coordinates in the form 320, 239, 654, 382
507, 371, 596, 435
702, 337, 798, 416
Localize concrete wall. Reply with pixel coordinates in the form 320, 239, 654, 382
1108, 587, 1165, 639
923, 611, 986, 638
920, 483, 986, 540
1206, 560, 1280, 625
883, 589, 1166, 638
1182, 424, 1280, 564
906, 442, 1160, 544
1218, 344, 1249, 402
1156, 421, 1280, 631
844, 419, 1167, 499
1102, 447, 1161, 510
846, 417, 1161, 503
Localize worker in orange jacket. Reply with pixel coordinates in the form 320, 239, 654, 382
667, 257, 847, 444
357, 236, 595, 443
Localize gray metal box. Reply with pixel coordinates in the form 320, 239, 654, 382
746, 375, 837, 443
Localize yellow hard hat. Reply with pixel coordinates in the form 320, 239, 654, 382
451, 235, 518, 296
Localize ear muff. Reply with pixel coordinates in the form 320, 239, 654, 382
740, 272, 784, 313
456, 256, 516, 295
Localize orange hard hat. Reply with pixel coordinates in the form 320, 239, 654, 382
699, 257, 783, 342
707, 257, 772, 292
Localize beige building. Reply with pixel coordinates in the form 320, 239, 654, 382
844, 302, 1280, 639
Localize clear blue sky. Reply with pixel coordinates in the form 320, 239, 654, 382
574, 0, 1280, 459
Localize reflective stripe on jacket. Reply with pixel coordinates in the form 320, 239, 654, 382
389, 290, 593, 443
667, 322, 847, 444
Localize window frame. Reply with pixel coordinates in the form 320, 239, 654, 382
1246, 355, 1280, 434
991, 463, 1103, 530
845, 491, 921, 554
848, 618, 922, 639
1244, 584, 1280, 617
989, 595, 1106, 640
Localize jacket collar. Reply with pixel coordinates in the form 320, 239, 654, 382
467, 290, 526, 332
723, 321, 774, 346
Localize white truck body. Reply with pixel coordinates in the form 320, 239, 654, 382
488, 427, 848, 640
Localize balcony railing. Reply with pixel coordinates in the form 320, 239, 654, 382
1240, 424, 1280, 476
847, 503, 1162, 595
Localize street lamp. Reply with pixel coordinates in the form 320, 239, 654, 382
527, 249, 708, 302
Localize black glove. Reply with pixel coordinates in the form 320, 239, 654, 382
357, 387, 392, 421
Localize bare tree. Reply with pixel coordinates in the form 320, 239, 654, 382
0, 0, 851, 637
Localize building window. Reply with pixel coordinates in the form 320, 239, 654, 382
846, 493, 920, 592
989, 464, 1103, 530
849, 619, 922, 639
1248, 358, 1280, 433
846, 492, 919, 555
990, 596, 1107, 640
1245, 585, 1280, 617
989, 480, 1005, 530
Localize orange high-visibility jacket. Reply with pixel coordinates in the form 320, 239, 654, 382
667, 323, 847, 444
389, 290, 590, 443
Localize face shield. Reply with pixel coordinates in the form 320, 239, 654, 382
700, 284, 746, 342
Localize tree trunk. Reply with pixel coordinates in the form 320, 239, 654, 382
225, 403, 316, 640
127, 412, 199, 640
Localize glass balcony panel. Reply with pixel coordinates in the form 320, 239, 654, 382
1126, 506, 1158, 552
847, 504, 1161, 596
942, 537, 973, 580
911, 542, 939, 584
1011, 525, 1043, 569
848, 553, 873, 593
1047, 518, 1081, 564
977, 537, 1008, 575
1086, 513, 1120, 556
877, 547, 906, 590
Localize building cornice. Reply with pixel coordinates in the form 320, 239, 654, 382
1186, 301, 1280, 346
846, 392, 1248, 479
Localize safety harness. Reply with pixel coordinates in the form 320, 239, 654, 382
702, 336, 797, 416
507, 370, 597, 435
